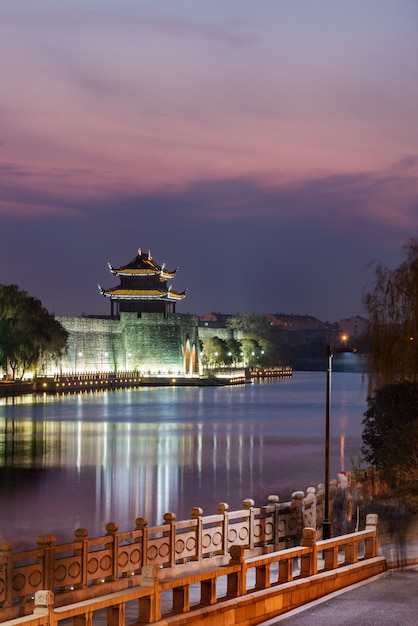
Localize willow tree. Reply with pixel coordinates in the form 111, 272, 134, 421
363, 238, 418, 391
362, 381, 418, 500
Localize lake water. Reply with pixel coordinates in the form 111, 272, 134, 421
0, 371, 368, 548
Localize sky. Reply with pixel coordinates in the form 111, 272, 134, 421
1, 0, 418, 323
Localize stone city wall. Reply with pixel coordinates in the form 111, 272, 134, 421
44, 312, 201, 376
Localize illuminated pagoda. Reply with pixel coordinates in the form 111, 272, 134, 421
99, 248, 186, 317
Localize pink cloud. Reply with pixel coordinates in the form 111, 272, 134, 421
1, 0, 417, 228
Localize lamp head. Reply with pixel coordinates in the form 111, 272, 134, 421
327, 345, 357, 357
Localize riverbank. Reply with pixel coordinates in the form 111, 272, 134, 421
0, 380, 33, 397
1, 366, 294, 397
1, 372, 250, 397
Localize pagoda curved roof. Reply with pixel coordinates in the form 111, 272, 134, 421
109, 248, 177, 279
98, 286, 186, 301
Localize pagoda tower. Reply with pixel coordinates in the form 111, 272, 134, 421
99, 248, 186, 317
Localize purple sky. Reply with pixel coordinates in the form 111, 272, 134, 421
1, 1, 417, 322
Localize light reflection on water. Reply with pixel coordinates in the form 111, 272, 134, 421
0, 372, 367, 548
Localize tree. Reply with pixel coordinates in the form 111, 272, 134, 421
240, 337, 260, 365
226, 313, 272, 339
363, 237, 418, 390
226, 313, 283, 365
361, 382, 418, 501
225, 337, 242, 365
258, 338, 282, 366
200, 336, 227, 369
0, 284, 68, 379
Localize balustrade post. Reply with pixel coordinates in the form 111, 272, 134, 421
306, 487, 317, 532
217, 503, 229, 556
228, 545, 245, 596
265, 495, 279, 551
190, 507, 203, 562
163, 513, 176, 567
300, 527, 317, 576
140, 564, 159, 622
74, 528, 89, 589
365, 513, 379, 558
33, 590, 54, 617
36, 535, 56, 592
267, 495, 279, 505
105, 522, 119, 582
0, 542, 13, 608
135, 517, 148, 570
243, 498, 255, 550
290, 491, 305, 547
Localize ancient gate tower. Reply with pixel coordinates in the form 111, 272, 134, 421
51, 248, 200, 376
99, 248, 186, 317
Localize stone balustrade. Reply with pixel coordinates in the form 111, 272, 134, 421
0, 484, 342, 623
0, 515, 383, 626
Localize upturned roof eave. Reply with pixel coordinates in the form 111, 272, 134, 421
99, 287, 186, 301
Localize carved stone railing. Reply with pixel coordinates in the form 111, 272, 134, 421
0, 485, 339, 622
0, 515, 383, 626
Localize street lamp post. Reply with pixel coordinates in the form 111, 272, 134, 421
323, 344, 356, 540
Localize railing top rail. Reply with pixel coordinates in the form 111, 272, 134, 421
244, 545, 312, 566
227, 508, 252, 517
172, 519, 198, 530
317, 528, 375, 549
54, 585, 154, 618
12, 547, 45, 562
199, 513, 224, 524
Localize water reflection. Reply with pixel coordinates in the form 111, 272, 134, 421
0, 373, 367, 548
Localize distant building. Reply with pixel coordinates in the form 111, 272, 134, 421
338, 316, 369, 340
198, 313, 238, 343
265, 314, 326, 331
265, 314, 340, 347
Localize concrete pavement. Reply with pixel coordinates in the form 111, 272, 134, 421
262, 566, 418, 625
261, 540, 418, 626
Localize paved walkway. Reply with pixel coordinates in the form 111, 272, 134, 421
261, 541, 418, 626
262, 566, 418, 625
